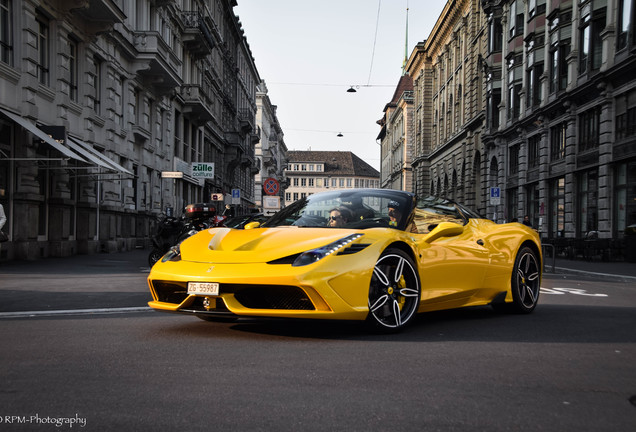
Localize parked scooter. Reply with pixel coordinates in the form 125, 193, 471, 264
148, 204, 226, 267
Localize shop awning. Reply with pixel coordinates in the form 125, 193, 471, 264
68, 136, 133, 175
0, 108, 86, 162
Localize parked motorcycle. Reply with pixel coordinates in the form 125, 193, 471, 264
148, 204, 226, 267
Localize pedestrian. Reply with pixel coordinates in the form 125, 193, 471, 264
522, 215, 532, 228
0, 202, 7, 245
223, 204, 235, 218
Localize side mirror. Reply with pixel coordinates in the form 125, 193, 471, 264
423, 222, 463, 243
244, 221, 261, 230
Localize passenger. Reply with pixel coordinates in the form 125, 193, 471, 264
388, 201, 402, 227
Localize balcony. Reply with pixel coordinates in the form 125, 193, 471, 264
133, 31, 182, 91
182, 11, 215, 58
179, 84, 214, 125
238, 108, 255, 133
69, 0, 125, 29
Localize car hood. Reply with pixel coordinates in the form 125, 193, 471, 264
179, 226, 368, 264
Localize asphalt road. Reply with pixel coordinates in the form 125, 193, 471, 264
0, 253, 635, 431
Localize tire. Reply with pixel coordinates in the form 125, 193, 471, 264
148, 248, 163, 267
366, 248, 420, 331
507, 246, 541, 313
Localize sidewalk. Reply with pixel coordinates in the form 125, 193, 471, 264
544, 256, 636, 282
0, 248, 150, 275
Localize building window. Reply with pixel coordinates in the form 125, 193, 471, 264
331, 178, 337, 188
526, 183, 540, 228
550, 122, 567, 161
293, 192, 299, 201
300, 178, 306, 187
508, 1, 524, 39
69, 38, 78, 102
36, 16, 50, 86
93, 56, 102, 115
0, 0, 12, 65
509, 144, 519, 175
507, 56, 522, 121
614, 161, 636, 237
526, 38, 543, 109
577, 169, 598, 236
346, 178, 352, 188
528, 135, 540, 169
617, 0, 634, 51
486, 86, 501, 129
579, 106, 601, 152
616, 89, 636, 140
488, 13, 503, 53
579, 4, 606, 75
285, 192, 291, 202
507, 187, 518, 222
292, 177, 298, 187
549, 177, 565, 238
308, 178, 314, 187
548, 11, 571, 94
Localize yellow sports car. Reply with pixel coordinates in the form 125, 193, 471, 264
147, 188, 542, 331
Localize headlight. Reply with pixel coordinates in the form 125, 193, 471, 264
292, 234, 363, 267
161, 244, 181, 262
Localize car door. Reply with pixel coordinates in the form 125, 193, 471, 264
412, 206, 491, 309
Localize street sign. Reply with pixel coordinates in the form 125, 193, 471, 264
263, 196, 280, 210
232, 188, 240, 205
490, 187, 501, 205
162, 171, 183, 178
192, 162, 214, 178
210, 194, 223, 201
263, 177, 280, 195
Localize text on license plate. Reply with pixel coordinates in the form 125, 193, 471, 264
187, 282, 219, 295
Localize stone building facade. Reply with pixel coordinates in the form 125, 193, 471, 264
284, 151, 380, 206
399, 0, 636, 256
377, 74, 415, 193
254, 81, 287, 215
0, 0, 260, 260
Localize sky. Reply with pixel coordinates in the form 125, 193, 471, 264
233, 0, 448, 172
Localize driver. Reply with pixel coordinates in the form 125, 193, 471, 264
328, 207, 353, 227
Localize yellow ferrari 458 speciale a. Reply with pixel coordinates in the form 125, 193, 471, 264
148, 188, 542, 332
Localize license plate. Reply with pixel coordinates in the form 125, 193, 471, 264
187, 282, 219, 295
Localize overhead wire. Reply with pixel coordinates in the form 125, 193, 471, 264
367, 0, 382, 86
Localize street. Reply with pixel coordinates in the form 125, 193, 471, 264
0, 251, 635, 431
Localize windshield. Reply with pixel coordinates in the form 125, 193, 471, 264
263, 189, 415, 230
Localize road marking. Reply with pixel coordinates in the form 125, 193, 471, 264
540, 287, 608, 297
0, 306, 153, 319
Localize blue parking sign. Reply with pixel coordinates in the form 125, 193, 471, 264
232, 189, 240, 199
490, 187, 500, 198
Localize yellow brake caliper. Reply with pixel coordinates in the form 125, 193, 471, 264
397, 275, 406, 310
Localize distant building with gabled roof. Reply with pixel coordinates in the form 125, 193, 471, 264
283, 151, 380, 206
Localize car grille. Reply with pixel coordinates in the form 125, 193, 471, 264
151, 280, 315, 310
227, 284, 315, 310
152, 280, 189, 304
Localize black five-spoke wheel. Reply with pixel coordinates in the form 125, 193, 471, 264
510, 246, 541, 313
367, 248, 420, 331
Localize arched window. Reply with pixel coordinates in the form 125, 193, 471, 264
490, 156, 499, 188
